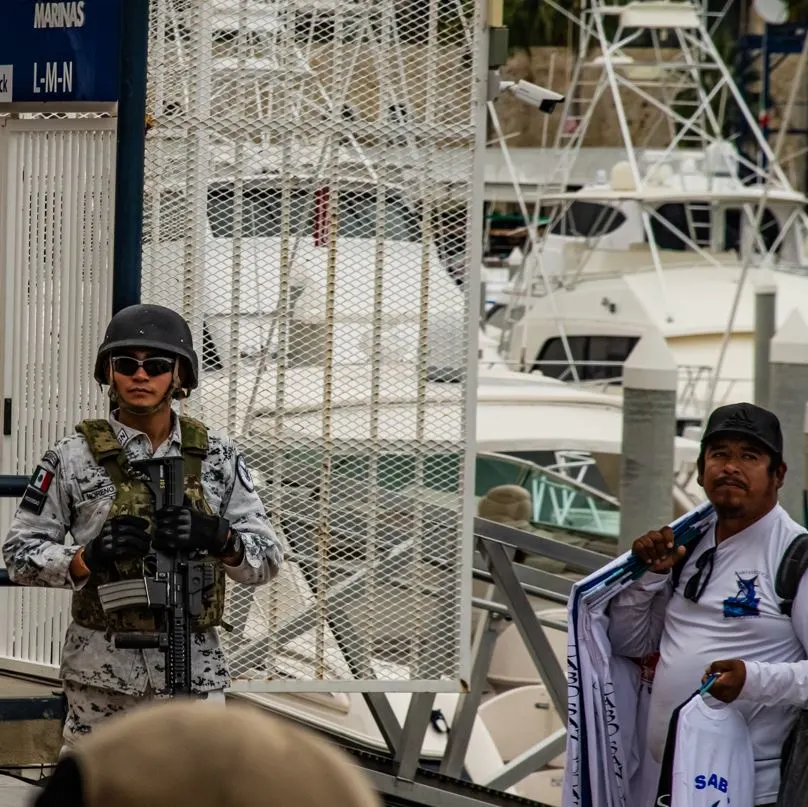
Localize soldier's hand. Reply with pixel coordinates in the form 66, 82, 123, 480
632, 526, 686, 573
153, 505, 230, 556
82, 515, 151, 572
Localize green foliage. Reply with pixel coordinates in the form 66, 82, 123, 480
503, 0, 579, 49
786, 0, 808, 23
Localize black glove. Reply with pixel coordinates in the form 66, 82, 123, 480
153, 505, 230, 556
82, 515, 151, 573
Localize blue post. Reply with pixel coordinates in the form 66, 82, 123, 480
112, 0, 151, 314
761, 25, 771, 175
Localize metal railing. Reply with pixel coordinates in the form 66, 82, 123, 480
478, 352, 751, 422
0, 477, 28, 498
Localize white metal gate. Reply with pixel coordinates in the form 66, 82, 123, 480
0, 117, 116, 677
143, 0, 484, 691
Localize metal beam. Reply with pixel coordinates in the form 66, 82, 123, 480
324, 599, 403, 755
364, 692, 403, 757
481, 729, 567, 791
363, 769, 522, 807
478, 538, 568, 721
0, 476, 27, 498
472, 552, 574, 601
0, 696, 65, 721
471, 598, 567, 636
395, 693, 437, 780
474, 518, 608, 573
440, 612, 502, 778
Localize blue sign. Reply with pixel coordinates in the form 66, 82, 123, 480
0, 1, 122, 103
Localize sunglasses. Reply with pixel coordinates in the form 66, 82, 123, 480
111, 356, 175, 377
683, 546, 716, 603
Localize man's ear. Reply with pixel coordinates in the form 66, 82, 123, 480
776, 462, 787, 490
35, 755, 85, 807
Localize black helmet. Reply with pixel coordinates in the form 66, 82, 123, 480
94, 304, 199, 389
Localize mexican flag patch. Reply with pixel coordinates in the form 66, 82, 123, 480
30, 466, 54, 493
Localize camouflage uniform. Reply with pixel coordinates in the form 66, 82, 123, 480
2, 410, 283, 747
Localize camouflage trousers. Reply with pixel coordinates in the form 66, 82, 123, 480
61, 680, 225, 755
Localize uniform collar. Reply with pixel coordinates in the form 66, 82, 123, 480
109, 410, 183, 450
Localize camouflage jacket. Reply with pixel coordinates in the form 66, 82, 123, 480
2, 411, 284, 696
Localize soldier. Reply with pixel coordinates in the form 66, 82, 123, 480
2, 304, 283, 752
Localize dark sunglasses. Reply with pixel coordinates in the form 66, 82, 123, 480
683, 546, 716, 603
111, 356, 175, 377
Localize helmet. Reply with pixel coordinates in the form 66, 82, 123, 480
94, 304, 199, 390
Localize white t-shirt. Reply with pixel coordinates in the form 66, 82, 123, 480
609, 504, 808, 804
656, 694, 754, 807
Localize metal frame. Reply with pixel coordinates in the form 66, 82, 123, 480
356, 516, 607, 793
355, 515, 591, 798
361, 767, 547, 807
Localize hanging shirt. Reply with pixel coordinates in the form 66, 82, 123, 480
609, 504, 808, 804
656, 693, 754, 807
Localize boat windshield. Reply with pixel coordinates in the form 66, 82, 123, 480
476, 452, 620, 539
143, 187, 422, 242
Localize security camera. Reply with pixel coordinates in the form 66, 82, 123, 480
499, 79, 565, 114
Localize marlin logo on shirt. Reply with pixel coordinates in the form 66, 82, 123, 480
723, 574, 760, 618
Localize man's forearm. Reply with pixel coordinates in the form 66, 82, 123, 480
742, 659, 808, 707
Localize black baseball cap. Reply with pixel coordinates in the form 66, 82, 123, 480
701, 402, 783, 457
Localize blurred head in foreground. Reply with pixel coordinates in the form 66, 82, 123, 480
35, 700, 381, 807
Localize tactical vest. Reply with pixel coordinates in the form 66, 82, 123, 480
71, 415, 226, 635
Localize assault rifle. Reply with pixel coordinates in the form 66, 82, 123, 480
96, 457, 210, 695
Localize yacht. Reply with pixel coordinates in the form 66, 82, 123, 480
486, 0, 808, 423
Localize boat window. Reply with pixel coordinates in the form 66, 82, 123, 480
207, 187, 421, 242
550, 202, 626, 238
586, 335, 639, 381
649, 203, 710, 250
726, 206, 781, 254
532, 336, 587, 380
649, 203, 782, 254
532, 335, 639, 381
476, 454, 620, 539
207, 187, 311, 238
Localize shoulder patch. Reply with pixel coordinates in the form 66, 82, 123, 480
19, 488, 47, 514
30, 466, 55, 493
18, 465, 54, 515
41, 450, 60, 470
236, 455, 255, 493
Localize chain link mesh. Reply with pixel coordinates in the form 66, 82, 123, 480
142, 0, 481, 689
